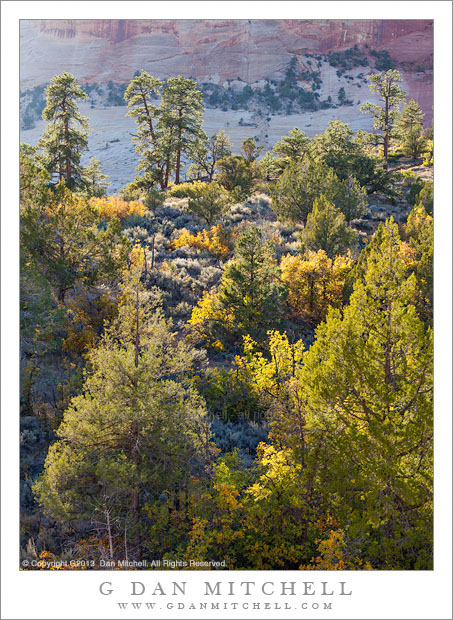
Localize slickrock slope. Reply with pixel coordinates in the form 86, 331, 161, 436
20, 20, 433, 190
21, 19, 432, 108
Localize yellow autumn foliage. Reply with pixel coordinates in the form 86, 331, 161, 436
281, 249, 352, 324
300, 529, 373, 570
90, 194, 146, 221
188, 290, 234, 349
170, 225, 232, 259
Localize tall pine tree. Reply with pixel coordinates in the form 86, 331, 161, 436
38, 73, 89, 189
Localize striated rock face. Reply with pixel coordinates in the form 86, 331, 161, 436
21, 20, 432, 109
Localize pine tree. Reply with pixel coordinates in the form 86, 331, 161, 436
38, 73, 89, 189
160, 76, 205, 185
273, 127, 310, 164
215, 226, 286, 344
397, 99, 426, 159
241, 137, 263, 163
124, 71, 165, 189
188, 129, 232, 182
360, 70, 406, 168
82, 157, 110, 197
33, 257, 212, 557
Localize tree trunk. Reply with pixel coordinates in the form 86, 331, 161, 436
383, 94, 389, 170
151, 235, 155, 270
175, 109, 183, 184
134, 286, 140, 368
106, 510, 114, 560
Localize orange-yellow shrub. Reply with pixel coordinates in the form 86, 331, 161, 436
170, 225, 232, 259
90, 194, 146, 221
281, 250, 352, 325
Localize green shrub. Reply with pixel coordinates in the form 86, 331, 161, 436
167, 180, 208, 199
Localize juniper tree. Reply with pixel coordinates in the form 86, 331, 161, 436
301, 194, 358, 257
300, 219, 433, 568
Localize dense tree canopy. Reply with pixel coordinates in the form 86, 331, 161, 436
21, 68, 433, 572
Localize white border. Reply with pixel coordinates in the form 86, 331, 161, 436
2, 2, 452, 619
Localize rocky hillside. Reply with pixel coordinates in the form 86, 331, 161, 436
19, 19, 433, 190
20, 19, 432, 111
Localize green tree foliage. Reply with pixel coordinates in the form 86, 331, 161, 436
190, 227, 286, 349
160, 76, 205, 185
300, 220, 433, 568
300, 195, 358, 257
241, 137, 263, 163
217, 155, 254, 202
34, 259, 212, 557
258, 151, 281, 181
125, 72, 205, 188
188, 129, 232, 182
415, 180, 433, 215
82, 157, 110, 197
20, 154, 128, 303
403, 204, 433, 323
271, 157, 367, 224
38, 73, 89, 190
215, 227, 286, 345
360, 70, 406, 168
185, 181, 230, 224
124, 71, 166, 188
309, 119, 387, 195
272, 127, 310, 164
397, 99, 426, 159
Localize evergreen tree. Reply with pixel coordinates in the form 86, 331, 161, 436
300, 219, 433, 568
397, 99, 426, 159
259, 151, 280, 181
38, 72, 89, 189
82, 157, 110, 197
241, 137, 263, 163
188, 129, 232, 182
403, 203, 433, 323
415, 181, 433, 215
185, 181, 230, 224
160, 76, 205, 185
271, 157, 367, 225
20, 162, 128, 303
217, 155, 254, 202
124, 71, 165, 188
125, 73, 205, 188
215, 226, 286, 344
301, 194, 358, 257
361, 70, 406, 168
272, 127, 310, 164
34, 257, 212, 557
